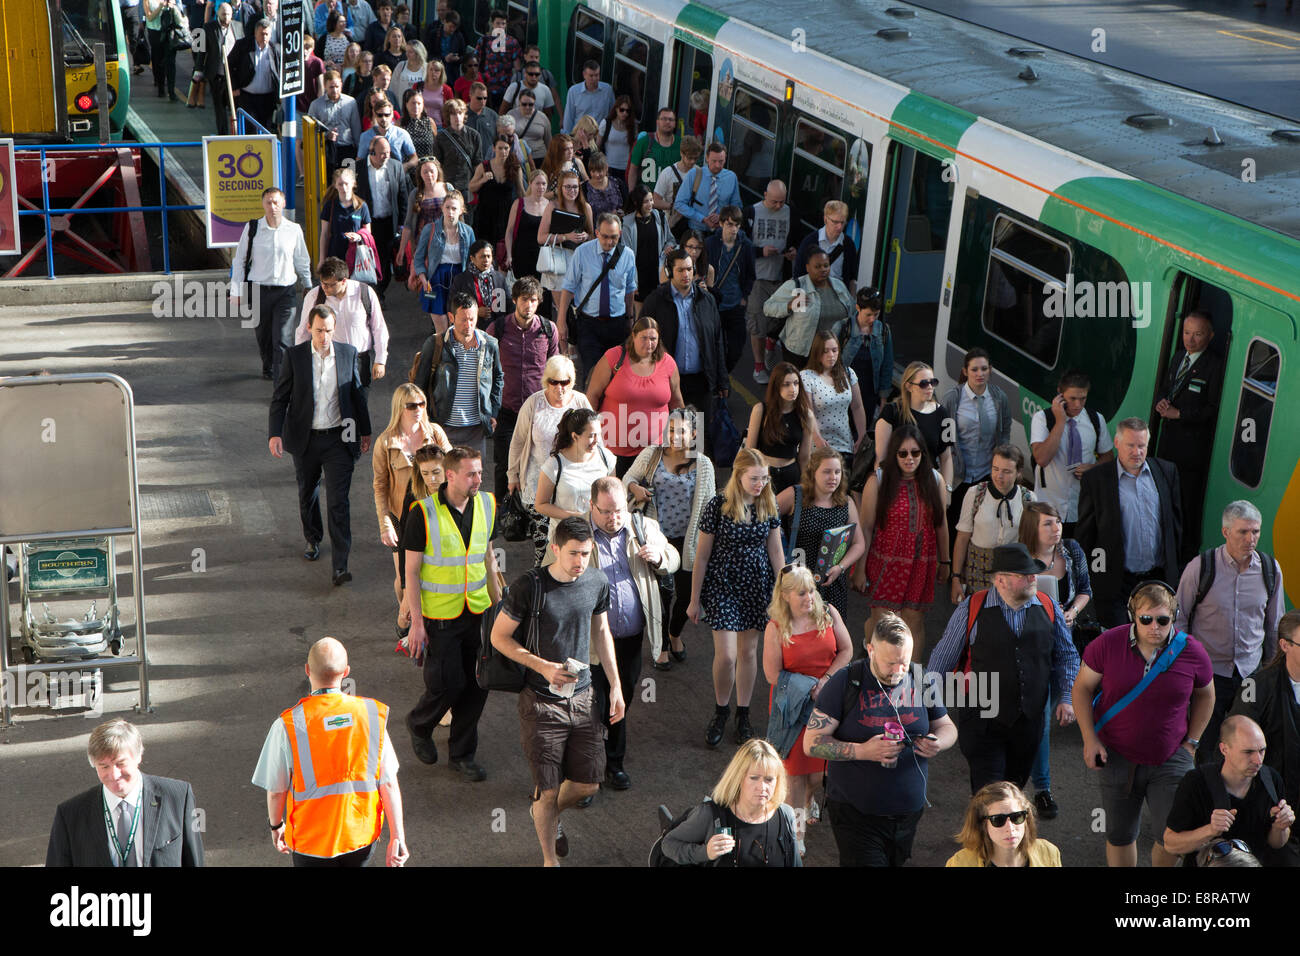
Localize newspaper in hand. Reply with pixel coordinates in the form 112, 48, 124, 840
549, 657, 588, 698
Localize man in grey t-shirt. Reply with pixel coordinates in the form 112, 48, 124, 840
744, 180, 801, 383
491, 517, 624, 866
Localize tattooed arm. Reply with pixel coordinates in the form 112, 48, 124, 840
804, 708, 905, 764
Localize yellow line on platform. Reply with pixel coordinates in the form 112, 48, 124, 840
1216, 29, 1298, 49
728, 375, 759, 408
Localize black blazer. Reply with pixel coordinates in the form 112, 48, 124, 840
46, 775, 204, 867
355, 156, 410, 236
1075, 457, 1182, 607
229, 34, 279, 93
197, 20, 241, 83
1155, 348, 1225, 458
269, 341, 372, 459
640, 281, 729, 395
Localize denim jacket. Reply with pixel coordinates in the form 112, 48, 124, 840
412, 328, 504, 436
414, 218, 476, 280
767, 670, 819, 759
835, 315, 894, 403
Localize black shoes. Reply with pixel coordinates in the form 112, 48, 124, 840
605, 769, 631, 790
450, 759, 487, 782
652, 659, 672, 671
705, 711, 728, 748
303, 541, 321, 561
669, 639, 687, 663
332, 568, 352, 586
734, 713, 756, 745
575, 794, 595, 808
406, 714, 438, 765
1035, 790, 1059, 820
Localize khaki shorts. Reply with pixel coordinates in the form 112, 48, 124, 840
518, 684, 607, 794
746, 279, 781, 337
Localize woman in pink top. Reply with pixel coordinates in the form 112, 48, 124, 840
422, 59, 454, 129
586, 316, 684, 476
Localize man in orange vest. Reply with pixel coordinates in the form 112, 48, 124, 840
253, 637, 410, 867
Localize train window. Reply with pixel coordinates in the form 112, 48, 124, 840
571, 9, 605, 87
1229, 338, 1280, 489
790, 119, 848, 232
506, 0, 533, 48
612, 28, 650, 123
474, 0, 491, 37
729, 86, 780, 204
904, 153, 953, 253
981, 215, 1071, 368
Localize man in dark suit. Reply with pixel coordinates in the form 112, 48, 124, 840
46, 719, 203, 867
197, 2, 242, 135
355, 135, 409, 301
1154, 310, 1225, 558
229, 18, 280, 132
1076, 417, 1183, 627
269, 304, 373, 585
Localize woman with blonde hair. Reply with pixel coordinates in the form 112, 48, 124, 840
421, 59, 455, 127
659, 739, 801, 866
395, 444, 447, 644
372, 384, 451, 636
947, 781, 1062, 867
390, 38, 428, 105
689, 448, 784, 748
874, 360, 954, 491
763, 564, 852, 853
571, 113, 601, 171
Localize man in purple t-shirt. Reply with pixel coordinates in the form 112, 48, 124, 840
1073, 580, 1214, 867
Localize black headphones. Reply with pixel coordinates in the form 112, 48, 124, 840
1127, 579, 1178, 622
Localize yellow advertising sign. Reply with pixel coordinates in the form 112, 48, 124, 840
201, 134, 280, 247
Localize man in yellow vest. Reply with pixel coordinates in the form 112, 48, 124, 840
253, 637, 409, 867
403, 445, 502, 780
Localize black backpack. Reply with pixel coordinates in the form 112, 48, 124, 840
1036, 405, 1103, 488
1186, 548, 1278, 633
476, 568, 544, 692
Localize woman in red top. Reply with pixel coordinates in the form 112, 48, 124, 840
586, 316, 684, 477
763, 564, 852, 856
853, 422, 950, 653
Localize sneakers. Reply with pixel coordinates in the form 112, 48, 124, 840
705, 711, 728, 748
753, 365, 769, 385
808, 796, 821, 825
1034, 790, 1059, 820
764, 338, 781, 370
530, 802, 568, 858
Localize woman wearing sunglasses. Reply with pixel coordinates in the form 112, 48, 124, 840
874, 361, 954, 496
947, 781, 1061, 866
372, 384, 452, 636
853, 424, 949, 652
1072, 581, 1213, 867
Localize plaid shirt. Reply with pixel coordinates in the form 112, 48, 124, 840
476, 33, 521, 95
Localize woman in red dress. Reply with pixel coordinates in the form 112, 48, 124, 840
853, 422, 950, 653
763, 565, 852, 857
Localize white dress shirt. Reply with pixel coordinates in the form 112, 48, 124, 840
102, 783, 144, 867
311, 341, 343, 430
231, 217, 312, 290
367, 160, 392, 219
294, 280, 389, 365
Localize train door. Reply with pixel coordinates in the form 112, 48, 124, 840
670, 42, 711, 143
566, 8, 661, 134
877, 143, 952, 368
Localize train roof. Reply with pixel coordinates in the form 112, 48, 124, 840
693, 0, 1300, 244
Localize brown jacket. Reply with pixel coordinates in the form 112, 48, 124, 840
372, 421, 452, 536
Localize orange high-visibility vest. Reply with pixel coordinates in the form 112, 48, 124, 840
281, 693, 389, 858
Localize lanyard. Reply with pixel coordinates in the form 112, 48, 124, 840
102, 792, 142, 867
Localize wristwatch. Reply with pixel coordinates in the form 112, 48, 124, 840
269, 820, 285, 830
1184, 737, 1200, 749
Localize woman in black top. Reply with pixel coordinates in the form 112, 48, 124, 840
623, 184, 670, 312
401, 88, 437, 160
744, 362, 820, 495
874, 360, 955, 493
469, 135, 525, 249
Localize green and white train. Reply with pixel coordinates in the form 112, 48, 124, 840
456, 0, 1298, 597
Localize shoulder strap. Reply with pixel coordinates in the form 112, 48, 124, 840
1260, 551, 1278, 612
839, 658, 865, 729
958, 591, 989, 671
1092, 630, 1188, 733
243, 216, 259, 280
1036, 591, 1057, 622
789, 484, 803, 558
826, 242, 844, 265
552, 451, 563, 482
576, 242, 624, 315
1087, 408, 1103, 455
1189, 549, 1217, 632
687, 166, 702, 206
972, 482, 987, 518
715, 241, 743, 287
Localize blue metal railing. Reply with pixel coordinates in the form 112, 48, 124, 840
13, 141, 206, 280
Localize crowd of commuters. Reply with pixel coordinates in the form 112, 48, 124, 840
74, 0, 1290, 870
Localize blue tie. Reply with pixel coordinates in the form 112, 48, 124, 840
600, 252, 612, 317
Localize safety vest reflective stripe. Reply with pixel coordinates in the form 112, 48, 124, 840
417, 491, 495, 618
288, 697, 382, 801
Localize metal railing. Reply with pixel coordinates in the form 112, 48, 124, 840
12, 140, 206, 280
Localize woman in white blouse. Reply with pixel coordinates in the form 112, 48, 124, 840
534, 407, 616, 565
800, 331, 868, 476
950, 444, 1035, 603
507, 355, 594, 565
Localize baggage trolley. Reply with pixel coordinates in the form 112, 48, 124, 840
16, 536, 123, 664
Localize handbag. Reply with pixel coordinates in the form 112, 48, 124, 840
708, 402, 743, 468
477, 569, 544, 692
496, 490, 531, 542
537, 235, 569, 291
165, 7, 192, 51
848, 437, 876, 494
350, 241, 380, 285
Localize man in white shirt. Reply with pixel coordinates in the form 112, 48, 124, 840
294, 256, 389, 406
270, 305, 373, 584
231, 187, 313, 381
234, 18, 280, 131
1029, 369, 1114, 537
354, 134, 409, 299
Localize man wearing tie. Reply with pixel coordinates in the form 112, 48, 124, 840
1154, 310, 1225, 556
46, 719, 204, 867
674, 143, 741, 235
1029, 369, 1114, 539
270, 305, 373, 586
554, 212, 637, 385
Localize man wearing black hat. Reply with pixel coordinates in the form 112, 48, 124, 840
928, 543, 1080, 792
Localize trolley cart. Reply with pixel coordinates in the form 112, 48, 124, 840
15, 536, 123, 663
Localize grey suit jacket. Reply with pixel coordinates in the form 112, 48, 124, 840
46, 774, 204, 867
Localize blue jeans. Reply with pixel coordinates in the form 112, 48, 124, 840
1030, 684, 1063, 792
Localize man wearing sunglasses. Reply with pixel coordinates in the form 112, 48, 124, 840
928, 543, 1079, 793
1164, 714, 1298, 867
1072, 581, 1214, 867
501, 53, 557, 119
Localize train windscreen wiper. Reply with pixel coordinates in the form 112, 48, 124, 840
62, 10, 96, 66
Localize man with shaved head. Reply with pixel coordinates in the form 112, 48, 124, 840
744, 178, 803, 383
253, 637, 409, 866
1163, 714, 1299, 867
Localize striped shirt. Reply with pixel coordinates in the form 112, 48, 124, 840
448, 337, 481, 427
